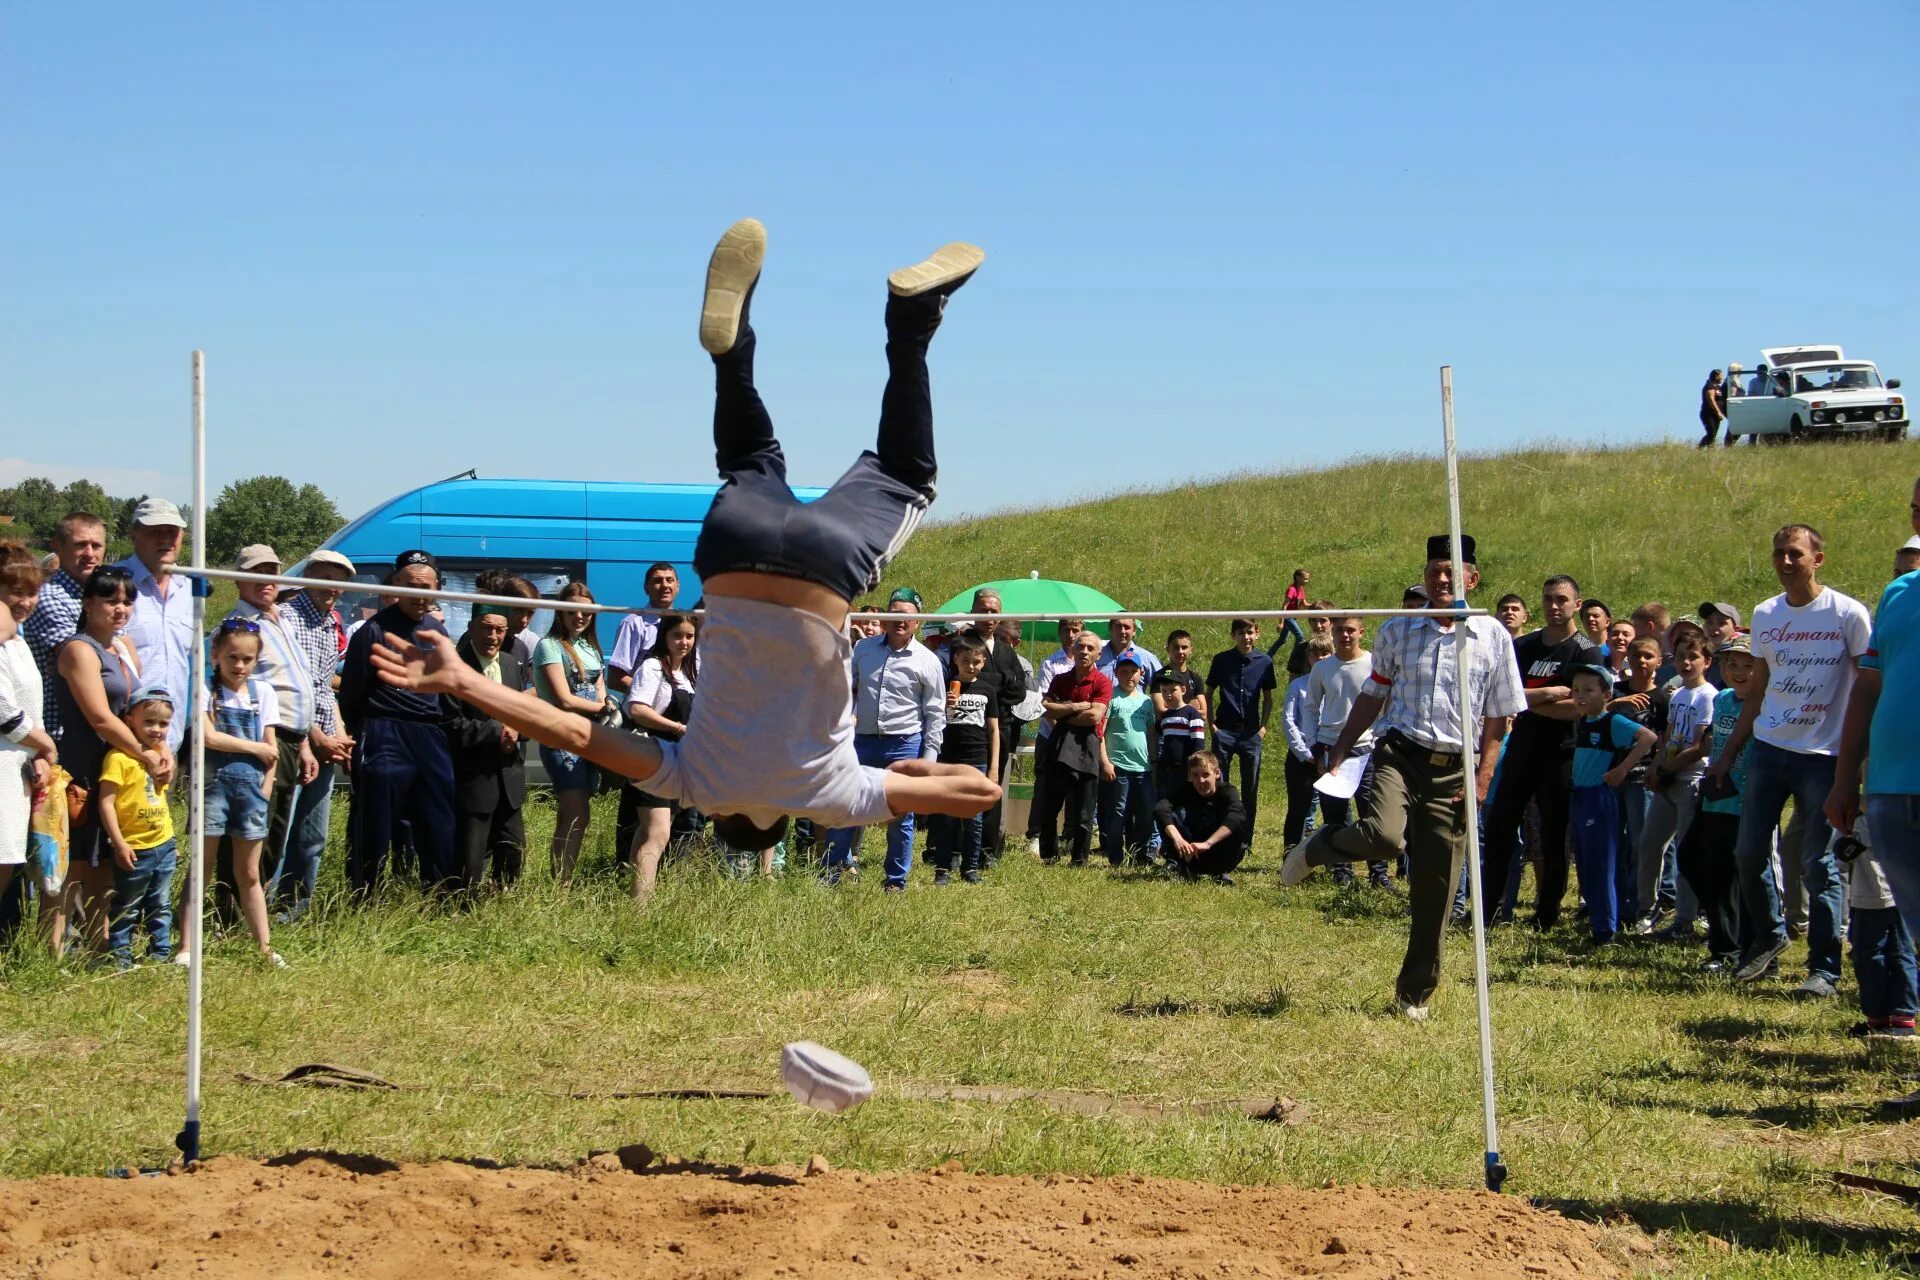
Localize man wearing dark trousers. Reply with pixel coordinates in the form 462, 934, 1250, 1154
448, 604, 528, 890
340, 551, 457, 893
1480, 574, 1596, 928
1282, 535, 1526, 1020
1206, 619, 1278, 841
1156, 750, 1251, 882
1037, 630, 1112, 866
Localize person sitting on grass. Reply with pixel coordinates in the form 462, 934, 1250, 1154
98, 686, 178, 968
1154, 750, 1250, 884
183, 619, 283, 968
369, 218, 1000, 852
1565, 665, 1658, 946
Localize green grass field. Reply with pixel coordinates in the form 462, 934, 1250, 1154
4, 439, 1918, 1277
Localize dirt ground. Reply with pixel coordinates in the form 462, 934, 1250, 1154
0, 1151, 1637, 1279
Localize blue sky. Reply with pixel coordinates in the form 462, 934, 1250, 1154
4, 1, 1915, 523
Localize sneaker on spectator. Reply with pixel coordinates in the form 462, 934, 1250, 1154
882, 883, 905, 895
265, 950, 287, 969
961, 869, 982, 885
1396, 996, 1431, 1023
1632, 911, 1662, 937
1793, 973, 1839, 1000
172, 952, 192, 967
933, 868, 952, 887
1026, 837, 1041, 856
1735, 937, 1791, 983
1881, 1087, 1920, 1114
1868, 1025, 1918, 1041
1700, 956, 1736, 976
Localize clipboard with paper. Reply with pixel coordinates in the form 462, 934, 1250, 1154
1310, 752, 1369, 801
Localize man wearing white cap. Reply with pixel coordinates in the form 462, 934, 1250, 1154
224, 546, 322, 897
274, 548, 357, 918
114, 498, 195, 752
1897, 535, 1920, 580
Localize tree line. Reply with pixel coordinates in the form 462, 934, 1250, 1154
0, 474, 344, 566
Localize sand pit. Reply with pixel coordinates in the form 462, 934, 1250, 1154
0, 1152, 1632, 1279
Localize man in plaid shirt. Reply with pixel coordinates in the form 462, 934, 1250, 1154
271, 549, 358, 920
20, 511, 107, 738
1282, 534, 1526, 1021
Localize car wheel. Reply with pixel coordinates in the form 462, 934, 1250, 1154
1788, 415, 1809, 443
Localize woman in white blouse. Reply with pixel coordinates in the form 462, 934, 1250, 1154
623, 616, 697, 899
1, 544, 58, 901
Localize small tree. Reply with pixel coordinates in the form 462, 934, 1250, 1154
205, 476, 343, 566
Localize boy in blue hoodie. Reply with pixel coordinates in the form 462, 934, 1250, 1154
1568, 665, 1658, 944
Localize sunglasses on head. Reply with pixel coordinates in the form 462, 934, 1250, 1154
216, 617, 261, 636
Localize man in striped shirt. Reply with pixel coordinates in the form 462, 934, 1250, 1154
273, 549, 357, 919
1282, 535, 1526, 1021
225, 546, 320, 891
20, 511, 106, 739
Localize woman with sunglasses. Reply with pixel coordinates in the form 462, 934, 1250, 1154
532, 581, 607, 885
52, 564, 170, 957
1, 543, 59, 911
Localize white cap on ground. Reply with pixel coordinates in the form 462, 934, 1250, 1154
781, 1042, 873, 1113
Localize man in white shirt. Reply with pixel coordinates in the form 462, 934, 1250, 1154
824, 588, 947, 890
373, 219, 998, 861
1282, 536, 1527, 1021
1301, 615, 1387, 887
1024, 618, 1084, 852
1710, 523, 1873, 993
115, 498, 195, 752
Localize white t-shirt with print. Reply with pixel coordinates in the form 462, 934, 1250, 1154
1748, 587, 1873, 757
1661, 682, 1715, 780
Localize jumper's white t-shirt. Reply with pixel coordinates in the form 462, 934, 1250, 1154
1748, 587, 1873, 756
639, 596, 892, 829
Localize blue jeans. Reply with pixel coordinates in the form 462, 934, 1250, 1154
1212, 728, 1266, 832
271, 763, 334, 918
1851, 904, 1918, 1023
825, 733, 923, 887
108, 838, 177, 964
1098, 768, 1154, 864
927, 761, 989, 875
1868, 794, 1920, 951
1733, 740, 1842, 980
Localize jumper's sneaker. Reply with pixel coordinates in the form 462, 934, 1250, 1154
887, 242, 985, 298
698, 217, 767, 355
1396, 996, 1431, 1023
1279, 840, 1314, 887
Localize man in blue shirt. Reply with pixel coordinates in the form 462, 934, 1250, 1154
824, 587, 946, 891
1206, 619, 1278, 839
1828, 475, 1920, 1110
1098, 617, 1162, 686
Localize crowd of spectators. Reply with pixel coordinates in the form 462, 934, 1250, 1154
3, 479, 1920, 1111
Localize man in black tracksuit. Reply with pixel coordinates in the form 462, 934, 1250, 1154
448, 605, 528, 890
339, 550, 457, 893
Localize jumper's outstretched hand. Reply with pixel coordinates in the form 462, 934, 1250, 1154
372, 629, 465, 696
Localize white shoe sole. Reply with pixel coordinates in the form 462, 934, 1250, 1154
1397, 999, 1431, 1022
1279, 841, 1313, 887
888, 242, 984, 297
699, 218, 767, 355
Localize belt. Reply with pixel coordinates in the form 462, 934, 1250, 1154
1383, 730, 1462, 768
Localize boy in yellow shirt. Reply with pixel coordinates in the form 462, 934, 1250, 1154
98, 685, 177, 968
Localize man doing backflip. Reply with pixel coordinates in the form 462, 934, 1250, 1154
372, 219, 1000, 847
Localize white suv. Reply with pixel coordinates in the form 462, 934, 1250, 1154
1724, 345, 1906, 444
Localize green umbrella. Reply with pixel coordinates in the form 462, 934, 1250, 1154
932, 578, 1125, 644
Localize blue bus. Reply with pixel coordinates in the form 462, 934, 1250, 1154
307, 474, 824, 649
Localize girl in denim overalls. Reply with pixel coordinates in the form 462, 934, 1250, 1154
181, 619, 283, 967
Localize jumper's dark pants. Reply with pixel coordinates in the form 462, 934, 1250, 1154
1297, 733, 1467, 1005
348, 718, 456, 893
691, 294, 942, 599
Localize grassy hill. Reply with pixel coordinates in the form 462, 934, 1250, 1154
880, 439, 1917, 634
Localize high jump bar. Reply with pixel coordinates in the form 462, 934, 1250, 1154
186, 566, 1489, 623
